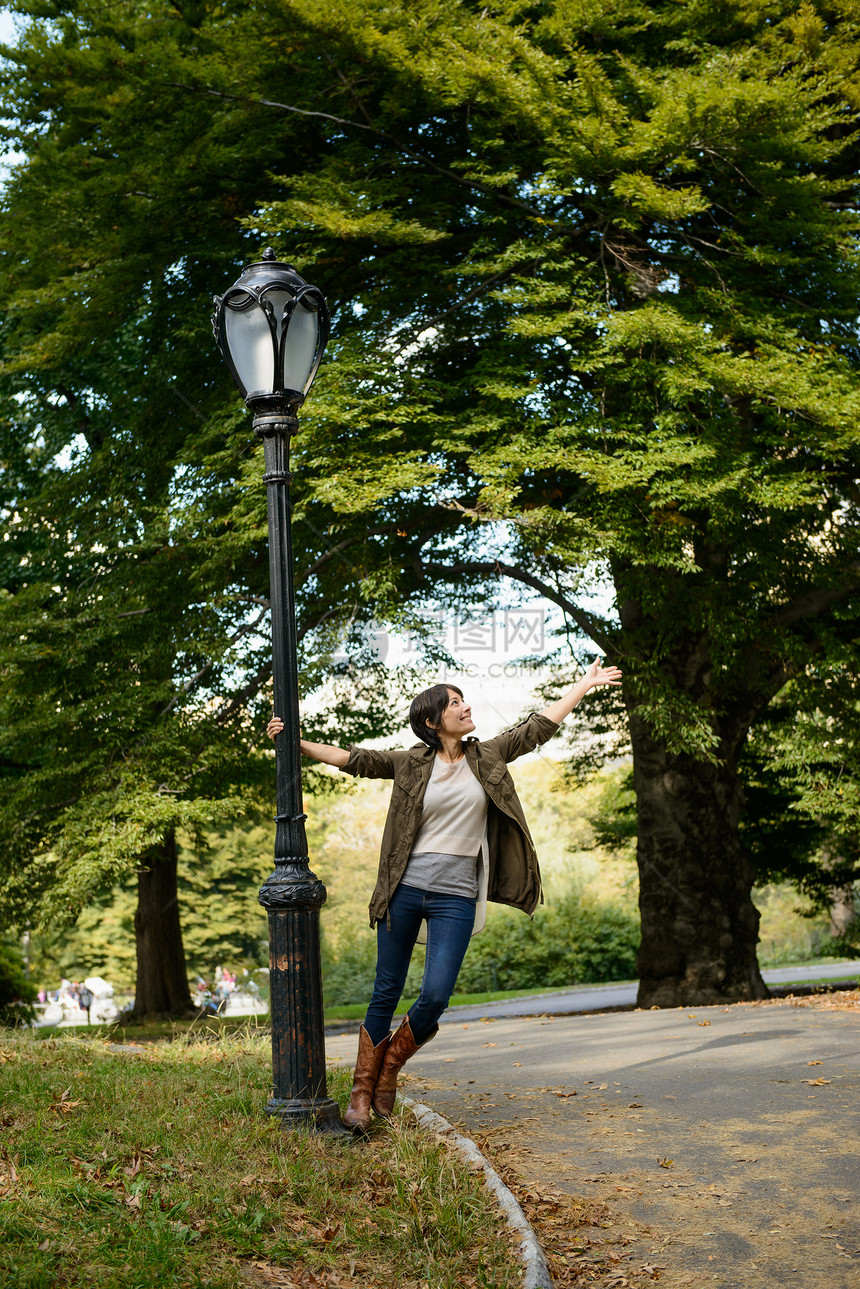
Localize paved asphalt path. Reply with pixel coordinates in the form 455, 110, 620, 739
41, 962, 859, 1028
325, 994, 859, 1289
437, 960, 860, 1024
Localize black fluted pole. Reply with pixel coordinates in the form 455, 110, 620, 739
253, 396, 344, 1132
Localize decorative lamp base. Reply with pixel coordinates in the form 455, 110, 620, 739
264, 1096, 350, 1134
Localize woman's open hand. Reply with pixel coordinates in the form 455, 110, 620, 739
583, 658, 623, 690
540, 658, 622, 725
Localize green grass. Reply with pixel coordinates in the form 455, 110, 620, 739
323, 984, 577, 1024
769, 969, 860, 988
39, 985, 591, 1043
0, 1028, 520, 1288
44, 956, 860, 1047
48, 959, 860, 1044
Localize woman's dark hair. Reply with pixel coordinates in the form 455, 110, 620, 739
409, 684, 463, 750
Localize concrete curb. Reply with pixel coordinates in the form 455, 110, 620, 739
401, 1095, 554, 1289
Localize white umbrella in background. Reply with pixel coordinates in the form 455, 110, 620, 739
83, 977, 113, 998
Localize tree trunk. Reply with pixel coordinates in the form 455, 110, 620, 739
829, 891, 856, 939
132, 829, 196, 1019
818, 842, 858, 939
630, 713, 769, 1008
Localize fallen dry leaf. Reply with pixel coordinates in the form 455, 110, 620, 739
801, 1078, 831, 1086
658, 1158, 674, 1169
781, 988, 860, 1012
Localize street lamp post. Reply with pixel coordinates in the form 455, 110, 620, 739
212, 248, 344, 1132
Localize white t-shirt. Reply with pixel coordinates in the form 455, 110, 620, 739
411, 754, 488, 856
401, 754, 488, 898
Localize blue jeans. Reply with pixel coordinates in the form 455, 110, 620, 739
364, 883, 476, 1045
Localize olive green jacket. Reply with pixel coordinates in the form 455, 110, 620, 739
341, 712, 560, 930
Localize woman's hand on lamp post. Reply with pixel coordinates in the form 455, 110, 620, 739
267, 716, 350, 768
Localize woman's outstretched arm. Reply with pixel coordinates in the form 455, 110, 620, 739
266, 716, 350, 768
540, 658, 622, 725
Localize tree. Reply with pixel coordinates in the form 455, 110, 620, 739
741, 655, 860, 944
0, 937, 37, 1026
243, 0, 860, 1005
0, 0, 404, 1014
1, 0, 859, 1011
28, 821, 276, 996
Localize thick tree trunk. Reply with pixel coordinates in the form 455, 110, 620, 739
819, 843, 858, 939
631, 713, 769, 1008
829, 891, 856, 939
132, 829, 196, 1019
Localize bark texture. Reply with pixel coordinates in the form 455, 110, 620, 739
132, 829, 196, 1018
631, 713, 769, 1008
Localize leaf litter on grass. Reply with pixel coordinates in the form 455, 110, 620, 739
0, 1030, 522, 1289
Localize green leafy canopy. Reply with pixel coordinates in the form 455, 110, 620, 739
0, 0, 858, 973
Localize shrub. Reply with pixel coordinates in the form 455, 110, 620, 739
321, 930, 378, 1006
0, 939, 38, 1026
457, 894, 639, 993
319, 892, 640, 1007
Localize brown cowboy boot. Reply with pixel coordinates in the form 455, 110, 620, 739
342, 1026, 390, 1132
372, 1015, 438, 1118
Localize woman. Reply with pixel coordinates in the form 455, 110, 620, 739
267, 657, 622, 1132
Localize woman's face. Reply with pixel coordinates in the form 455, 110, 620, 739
432, 688, 475, 740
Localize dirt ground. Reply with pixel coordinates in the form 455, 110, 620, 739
326, 990, 860, 1289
